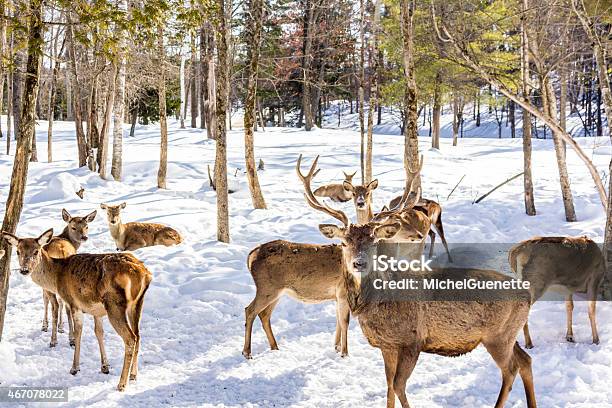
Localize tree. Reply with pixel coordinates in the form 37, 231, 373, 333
157, 23, 168, 189
112, 0, 129, 181
215, 0, 230, 242
243, 0, 267, 209
0, 0, 44, 341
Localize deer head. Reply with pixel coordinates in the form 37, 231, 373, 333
2, 229, 53, 276
343, 171, 357, 184
62, 209, 97, 243
100, 202, 127, 226
343, 179, 378, 211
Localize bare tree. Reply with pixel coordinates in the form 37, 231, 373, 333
111, 0, 128, 181
243, 0, 267, 209
157, 24, 168, 189
301, 0, 316, 131
0, 0, 44, 340
521, 0, 536, 216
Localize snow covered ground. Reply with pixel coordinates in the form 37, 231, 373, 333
0, 117, 610, 407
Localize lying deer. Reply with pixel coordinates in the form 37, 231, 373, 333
509, 236, 605, 348
2, 229, 152, 391
299, 155, 536, 408
42, 209, 97, 345
100, 202, 182, 251
243, 156, 354, 359
313, 171, 357, 203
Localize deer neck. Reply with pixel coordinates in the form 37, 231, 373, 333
356, 206, 373, 224
108, 220, 126, 244
33, 250, 61, 294
57, 226, 81, 250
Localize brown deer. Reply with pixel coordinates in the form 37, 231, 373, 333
242, 155, 353, 359
100, 202, 182, 251
2, 229, 152, 391
42, 209, 97, 343
299, 155, 536, 408
509, 236, 605, 348
343, 179, 379, 223
313, 171, 357, 202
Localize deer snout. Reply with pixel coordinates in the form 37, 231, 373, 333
356, 198, 366, 208
20, 268, 30, 276
353, 258, 367, 270
81, 236, 88, 242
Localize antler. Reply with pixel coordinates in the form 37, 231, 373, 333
296, 154, 349, 226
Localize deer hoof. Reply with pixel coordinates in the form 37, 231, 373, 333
58, 326, 65, 334
566, 335, 575, 343
70, 367, 80, 376
242, 351, 252, 360
117, 384, 126, 392
42, 325, 48, 332
525, 343, 534, 349
593, 337, 600, 345
341, 352, 348, 358
129, 374, 137, 381
49, 341, 57, 348
101, 365, 110, 374
69, 339, 76, 347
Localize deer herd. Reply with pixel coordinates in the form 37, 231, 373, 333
0, 154, 606, 405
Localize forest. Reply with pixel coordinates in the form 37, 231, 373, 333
0, 0, 611, 406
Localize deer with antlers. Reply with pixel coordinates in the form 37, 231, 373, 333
313, 171, 357, 203
2, 229, 152, 391
298, 155, 536, 408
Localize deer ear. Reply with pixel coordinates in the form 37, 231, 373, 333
37, 229, 54, 246
368, 179, 379, 191
343, 181, 354, 192
319, 224, 345, 239
62, 209, 71, 222
1, 232, 19, 247
120, 202, 127, 209
374, 222, 401, 241
100, 203, 107, 210
85, 210, 97, 222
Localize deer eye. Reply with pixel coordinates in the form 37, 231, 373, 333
72, 227, 77, 231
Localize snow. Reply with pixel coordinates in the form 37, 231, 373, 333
0, 113, 610, 407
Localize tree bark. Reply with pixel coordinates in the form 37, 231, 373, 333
199, 26, 207, 129
301, 0, 315, 131
157, 24, 168, 189
98, 65, 117, 179
215, 0, 230, 242
243, 0, 267, 209
206, 21, 216, 140
432, 72, 441, 149
0, 0, 44, 341
190, 31, 197, 128
111, 0, 128, 181
179, 51, 186, 128
47, 25, 64, 163
365, 0, 382, 184
0, 0, 5, 141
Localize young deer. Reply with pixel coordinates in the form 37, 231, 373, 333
313, 171, 357, 203
42, 209, 97, 342
343, 179, 379, 223
2, 229, 153, 391
299, 156, 536, 408
243, 156, 354, 359
100, 202, 182, 251
509, 236, 605, 348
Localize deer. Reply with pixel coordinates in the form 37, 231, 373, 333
313, 171, 357, 203
100, 202, 183, 251
509, 236, 605, 348
299, 155, 536, 408
2, 229, 152, 391
42, 209, 97, 345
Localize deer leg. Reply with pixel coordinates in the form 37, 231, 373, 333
587, 284, 599, 345
57, 298, 64, 333
66, 304, 75, 347
42, 290, 49, 332
336, 297, 350, 357
49, 294, 59, 348
393, 345, 419, 408
514, 343, 537, 408
243, 291, 279, 359
427, 230, 436, 258
434, 216, 452, 262
258, 299, 280, 351
565, 294, 574, 342
94, 317, 110, 374
484, 339, 519, 408
381, 348, 399, 408
70, 309, 84, 375
128, 292, 147, 381
523, 320, 534, 349
105, 301, 136, 391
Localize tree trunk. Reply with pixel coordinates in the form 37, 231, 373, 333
0, 0, 44, 341
190, 31, 197, 128
509, 100, 515, 138
98, 65, 117, 179
215, 0, 230, 242
301, 0, 315, 131
157, 24, 168, 189
66, 15, 89, 167
243, 0, 267, 209
179, 51, 186, 128
200, 26, 207, 129
0, 0, 5, 141
111, 0, 128, 181
452, 96, 460, 146
521, 0, 536, 215
432, 72, 441, 149
400, 0, 420, 189
206, 21, 216, 140
47, 28, 63, 163
365, 0, 382, 184
358, 0, 366, 183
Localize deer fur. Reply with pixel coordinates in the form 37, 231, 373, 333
343, 179, 379, 223
2, 229, 152, 391
100, 202, 182, 251
313, 171, 357, 203
242, 240, 349, 359
509, 236, 605, 348
319, 222, 536, 408
42, 209, 97, 344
